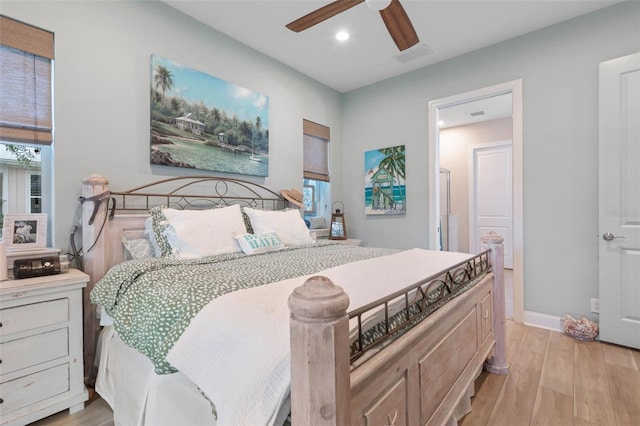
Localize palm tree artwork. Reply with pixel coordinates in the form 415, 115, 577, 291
149, 54, 269, 177
151, 64, 174, 127
365, 145, 406, 215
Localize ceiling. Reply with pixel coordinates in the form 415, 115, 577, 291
163, 0, 622, 94
437, 92, 512, 129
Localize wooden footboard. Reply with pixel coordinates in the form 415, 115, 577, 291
289, 235, 507, 425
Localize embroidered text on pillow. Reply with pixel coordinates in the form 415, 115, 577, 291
234, 232, 284, 255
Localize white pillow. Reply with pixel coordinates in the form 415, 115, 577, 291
162, 205, 246, 259
234, 232, 284, 255
243, 208, 315, 246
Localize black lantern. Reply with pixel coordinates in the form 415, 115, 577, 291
329, 201, 347, 240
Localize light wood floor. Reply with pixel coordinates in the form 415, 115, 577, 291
31, 321, 639, 426
30, 390, 113, 426
460, 321, 640, 426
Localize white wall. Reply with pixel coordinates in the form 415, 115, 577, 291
2, 0, 344, 251
342, 1, 640, 316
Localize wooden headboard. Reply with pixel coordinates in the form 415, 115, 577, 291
80, 174, 287, 384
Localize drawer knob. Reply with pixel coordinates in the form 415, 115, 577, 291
0, 398, 3, 404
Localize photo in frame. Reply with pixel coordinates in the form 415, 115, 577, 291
2, 214, 47, 251
364, 145, 406, 215
150, 54, 269, 177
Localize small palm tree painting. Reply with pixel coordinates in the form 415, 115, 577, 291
365, 145, 406, 215
150, 54, 269, 176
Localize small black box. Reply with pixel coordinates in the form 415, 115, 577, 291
13, 256, 61, 279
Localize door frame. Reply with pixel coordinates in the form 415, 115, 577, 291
428, 79, 524, 322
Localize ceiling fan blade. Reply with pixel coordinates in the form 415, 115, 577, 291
379, 0, 419, 51
286, 0, 365, 32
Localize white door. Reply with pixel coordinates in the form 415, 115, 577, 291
469, 142, 513, 269
599, 52, 640, 349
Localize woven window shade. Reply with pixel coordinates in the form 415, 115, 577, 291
303, 119, 330, 182
0, 16, 54, 145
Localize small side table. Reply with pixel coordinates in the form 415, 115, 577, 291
0, 269, 89, 425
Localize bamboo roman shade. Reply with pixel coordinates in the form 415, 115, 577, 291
0, 15, 54, 145
303, 119, 330, 182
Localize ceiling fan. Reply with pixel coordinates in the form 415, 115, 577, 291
286, 0, 419, 52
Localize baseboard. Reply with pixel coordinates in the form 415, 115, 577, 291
523, 311, 562, 333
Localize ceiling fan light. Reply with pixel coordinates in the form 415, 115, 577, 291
365, 0, 392, 12
336, 31, 350, 41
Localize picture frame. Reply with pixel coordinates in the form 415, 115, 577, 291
2, 213, 47, 251
303, 184, 315, 214
364, 145, 406, 216
150, 54, 269, 177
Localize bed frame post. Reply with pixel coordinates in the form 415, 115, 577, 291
481, 232, 509, 374
81, 174, 111, 385
288, 276, 351, 425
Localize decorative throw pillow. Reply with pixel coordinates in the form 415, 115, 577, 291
242, 210, 254, 234
242, 207, 315, 246
162, 204, 247, 259
144, 217, 162, 257
122, 237, 154, 260
149, 206, 175, 257
234, 232, 284, 255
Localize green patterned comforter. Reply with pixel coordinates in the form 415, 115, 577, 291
90, 240, 399, 374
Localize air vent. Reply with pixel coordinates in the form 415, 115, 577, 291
394, 43, 433, 63
467, 111, 486, 117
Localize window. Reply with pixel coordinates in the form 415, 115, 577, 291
303, 120, 330, 183
0, 16, 54, 144
0, 16, 53, 243
0, 143, 47, 240
303, 120, 330, 231
29, 172, 42, 213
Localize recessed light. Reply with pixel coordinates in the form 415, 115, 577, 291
438, 121, 445, 127
336, 31, 350, 42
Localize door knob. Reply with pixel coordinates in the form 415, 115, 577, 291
602, 232, 625, 241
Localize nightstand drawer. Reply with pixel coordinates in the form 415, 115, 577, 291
0, 328, 68, 375
0, 363, 69, 415
0, 298, 69, 336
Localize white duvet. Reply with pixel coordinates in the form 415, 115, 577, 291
166, 248, 473, 426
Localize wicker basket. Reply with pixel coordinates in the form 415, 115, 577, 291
560, 313, 599, 341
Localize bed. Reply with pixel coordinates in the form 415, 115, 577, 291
79, 174, 508, 426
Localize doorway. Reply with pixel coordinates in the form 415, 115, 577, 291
428, 80, 524, 323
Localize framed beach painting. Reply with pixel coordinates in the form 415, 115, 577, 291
364, 145, 406, 215
150, 54, 269, 177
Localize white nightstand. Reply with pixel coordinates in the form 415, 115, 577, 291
0, 269, 89, 425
